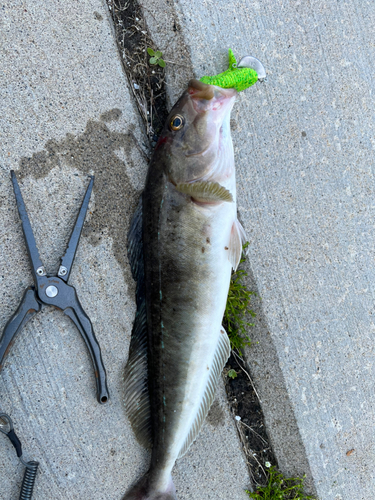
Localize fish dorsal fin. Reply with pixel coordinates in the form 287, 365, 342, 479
125, 197, 152, 448
177, 328, 231, 459
176, 181, 233, 203
127, 197, 144, 302
228, 219, 247, 271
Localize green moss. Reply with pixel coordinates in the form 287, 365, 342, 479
224, 243, 256, 354
147, 47, 166, 67
227, 369, 238, 379
246, 466, 317, 500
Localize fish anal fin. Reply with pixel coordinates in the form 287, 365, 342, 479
176, 181, 233, 203
125, 197, 152, 449
228, 219, 247, 271
177, 328, 231, 459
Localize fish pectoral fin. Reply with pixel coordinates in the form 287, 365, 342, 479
125, 196, 152, 449
228, 219, 247, 271
177, 328, 231, 459
175, 181, 233, 203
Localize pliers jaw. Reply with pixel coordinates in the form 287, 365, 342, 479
0, 172, 109, 404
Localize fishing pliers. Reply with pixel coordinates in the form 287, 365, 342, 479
0, 171, 109, 404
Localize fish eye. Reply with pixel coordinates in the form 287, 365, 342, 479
169, 114, 184, 131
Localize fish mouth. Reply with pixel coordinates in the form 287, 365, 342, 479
188, 79, 237, 101
188, 79, 237, 115
182, 80, 236, 158
188, 79, 215, 100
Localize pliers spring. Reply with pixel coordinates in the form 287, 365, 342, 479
0, 413, 39, 500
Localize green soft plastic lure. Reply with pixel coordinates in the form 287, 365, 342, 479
200, 48, 263, 92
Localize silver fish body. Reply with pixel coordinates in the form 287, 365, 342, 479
124, 80, 246, 500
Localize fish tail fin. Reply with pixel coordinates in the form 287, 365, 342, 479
123, 473, 177, 500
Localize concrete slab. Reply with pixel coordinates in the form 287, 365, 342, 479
0, 1, 249, 499
140, 0, 375, 498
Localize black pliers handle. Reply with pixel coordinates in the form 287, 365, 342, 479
0, 172, 109, 404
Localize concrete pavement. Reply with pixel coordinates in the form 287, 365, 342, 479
0, 1, 249, 498
141, 0, 375, 498
3, 0, 374, 498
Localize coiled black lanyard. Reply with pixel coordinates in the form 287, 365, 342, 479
0, 413, 39, 500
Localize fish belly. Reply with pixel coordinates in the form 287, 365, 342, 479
143, 180, 235, 485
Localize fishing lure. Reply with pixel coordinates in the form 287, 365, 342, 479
200, 48, 266, 92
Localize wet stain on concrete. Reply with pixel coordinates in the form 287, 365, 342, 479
207, 398, 225, 427
17, 110, 143, 277
93, 11, 103, 21
100, 108, 122, 122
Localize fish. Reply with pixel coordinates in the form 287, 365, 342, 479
124, 78, 246, 500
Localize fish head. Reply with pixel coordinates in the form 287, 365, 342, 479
155, 80, 237, 184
